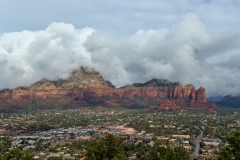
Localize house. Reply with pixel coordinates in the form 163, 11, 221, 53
0, 126, 6, 133
76, 136, 91, 141
172, 135, 190, 139
169, 139, 177, 145
182, 140, 190, 146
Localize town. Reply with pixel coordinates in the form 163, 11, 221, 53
1, 107, 239, 159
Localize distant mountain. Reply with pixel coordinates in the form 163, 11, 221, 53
208, 96, 224, 102
0, 67, 217, 110
214, 95, 240, 108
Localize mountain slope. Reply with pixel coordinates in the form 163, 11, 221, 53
214, 95, 240, 108
0, 67, 217, 110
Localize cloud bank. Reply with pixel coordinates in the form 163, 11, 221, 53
0, 13, 240, 97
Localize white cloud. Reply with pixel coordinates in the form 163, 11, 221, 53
0, 23, 95, 87
0, 13, 240, 97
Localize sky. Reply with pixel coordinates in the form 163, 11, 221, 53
0, 0, 240, 97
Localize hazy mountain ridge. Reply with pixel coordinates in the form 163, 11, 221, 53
212, 95, 240, 108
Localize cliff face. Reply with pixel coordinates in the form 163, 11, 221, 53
0, 67, 217, 110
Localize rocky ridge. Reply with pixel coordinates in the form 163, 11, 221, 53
0, 67, 217, 110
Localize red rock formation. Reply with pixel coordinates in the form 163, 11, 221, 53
157, 100, 180, 110
0, 67, 217, 110
195, 87, 207, 103
182, 84, 195, 99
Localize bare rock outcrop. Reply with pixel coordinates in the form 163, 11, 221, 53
157, 100, 180, 110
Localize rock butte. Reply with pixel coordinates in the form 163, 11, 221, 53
156, 100, 180, 110
0, 67, 217, 110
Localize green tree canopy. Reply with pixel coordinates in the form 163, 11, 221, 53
85, 134, 128, 160
219, 131, 240, 160
137, 140, 189, 160
0, 136, 11, 153
0, 135, 33, 160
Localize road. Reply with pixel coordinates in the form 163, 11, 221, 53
191, 127, 204, 157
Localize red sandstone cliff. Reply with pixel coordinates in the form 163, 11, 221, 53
0, 67, 217, 110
